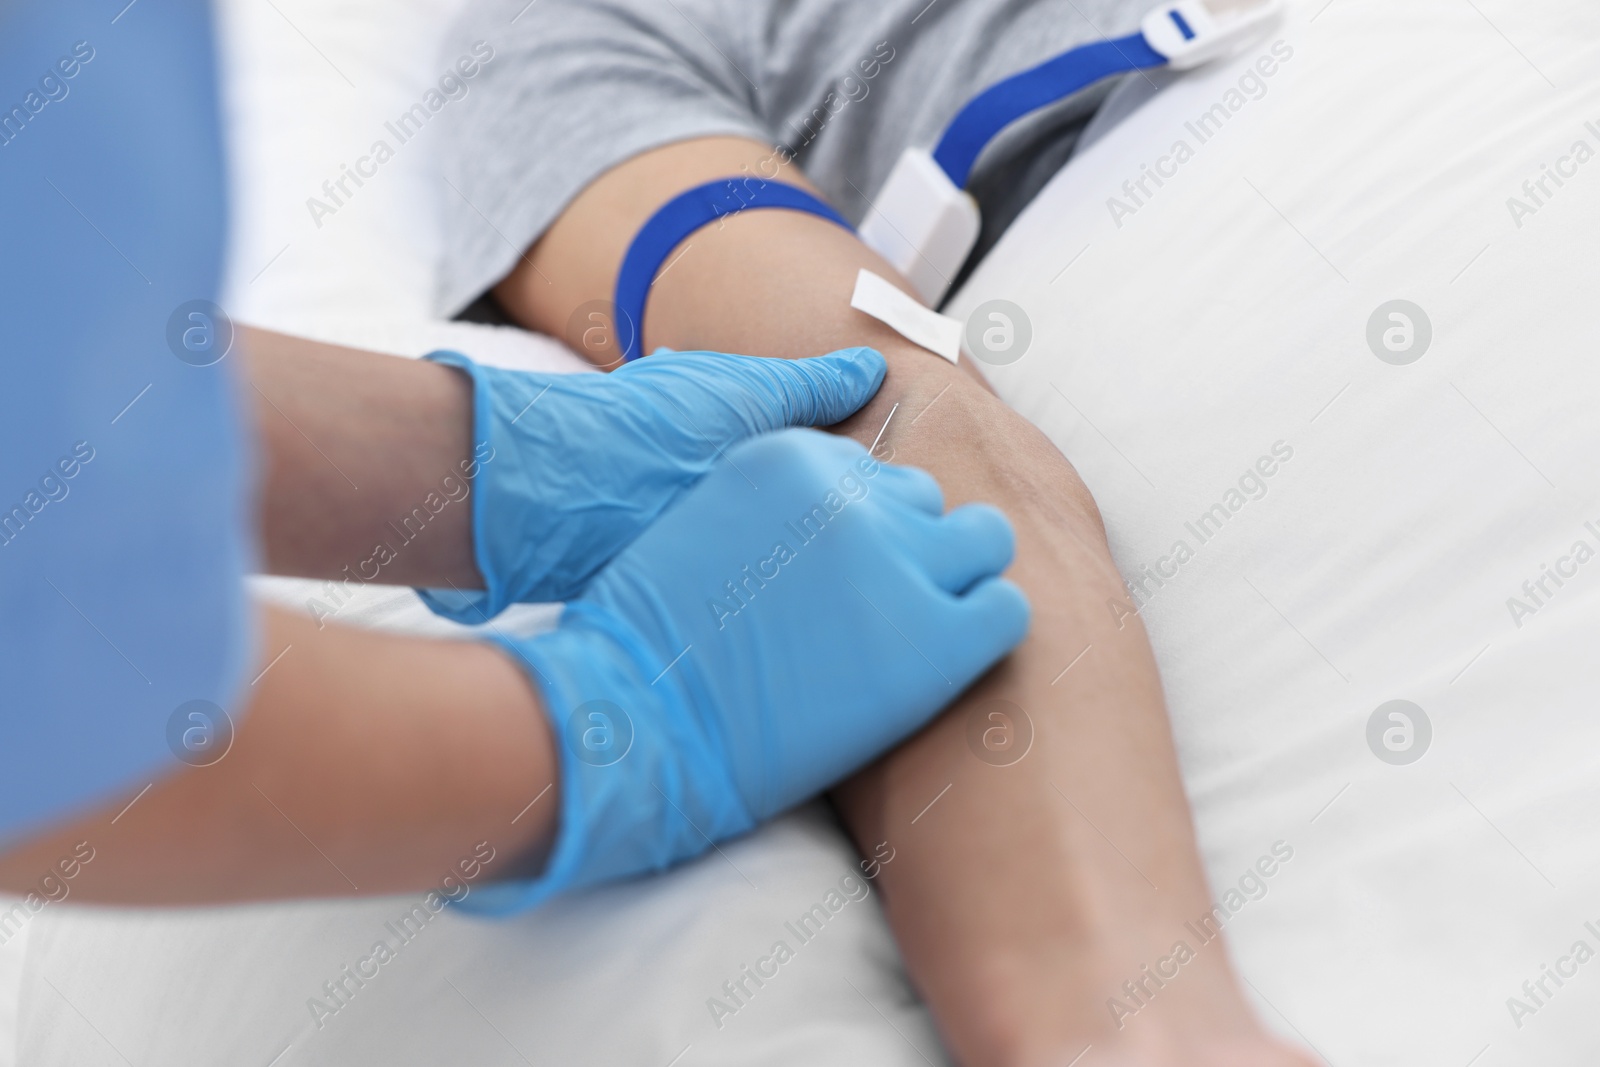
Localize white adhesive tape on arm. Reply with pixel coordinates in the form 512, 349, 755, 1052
849, 269, 962, 364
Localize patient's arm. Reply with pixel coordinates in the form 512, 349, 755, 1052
492, 137, 1313, 1067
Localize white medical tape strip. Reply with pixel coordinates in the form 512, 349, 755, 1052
849, 269, 962, 364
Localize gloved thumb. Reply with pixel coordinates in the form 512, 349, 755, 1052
735, 347, 888, 430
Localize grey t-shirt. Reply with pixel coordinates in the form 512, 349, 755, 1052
438, 0, 1144, 315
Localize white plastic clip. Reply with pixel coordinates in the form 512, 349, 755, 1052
857, 148, 981, 307
1141, 0, 1285, 71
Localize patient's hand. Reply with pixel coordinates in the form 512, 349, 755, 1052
1099, 1036, 1321, 1067
492, 135, 1316, 1067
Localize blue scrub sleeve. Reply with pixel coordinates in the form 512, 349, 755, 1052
0, 0, 254, 844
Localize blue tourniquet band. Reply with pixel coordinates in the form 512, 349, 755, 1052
618, 32, 1170, 358
615, 179, 852, 362
932, 31, 1167, 189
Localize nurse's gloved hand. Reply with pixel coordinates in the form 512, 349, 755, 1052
462, 428, 1029, 914
416, 347, 888, 621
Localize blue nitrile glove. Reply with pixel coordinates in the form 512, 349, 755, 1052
417, 347, 888, 621
462, 428, 1030, 913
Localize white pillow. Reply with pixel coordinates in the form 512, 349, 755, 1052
949, 0, 1600, 1061
217, 0, 582, 372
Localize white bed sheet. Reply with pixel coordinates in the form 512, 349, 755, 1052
950, 0, 1600, 1062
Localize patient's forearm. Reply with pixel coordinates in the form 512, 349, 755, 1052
0, 605, 556, 904
243, 327, 481, 590
496, 138, 1278, 1064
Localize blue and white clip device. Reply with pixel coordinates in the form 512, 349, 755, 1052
859, 0, 1285, 304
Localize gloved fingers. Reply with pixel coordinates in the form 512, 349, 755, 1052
898, 502, 1017, 595
870, 461, 945, 516
758, 347, 888, 429
681, 347, 887, 433
945, 577, 1032, 676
